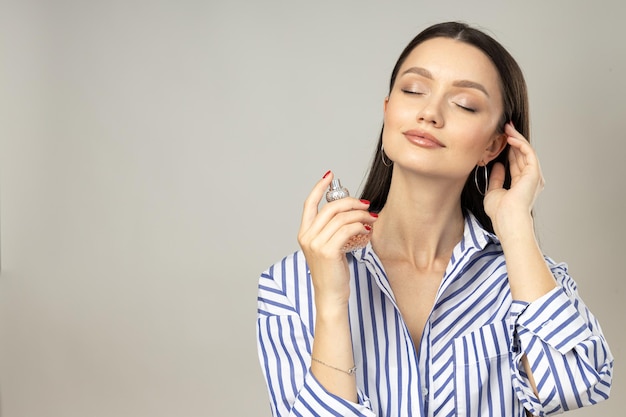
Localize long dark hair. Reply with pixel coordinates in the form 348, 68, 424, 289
360, 22, 529, 233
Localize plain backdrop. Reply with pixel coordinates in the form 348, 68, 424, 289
0, 1, 624, 416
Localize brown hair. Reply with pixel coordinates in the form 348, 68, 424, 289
360, 21, 529, 233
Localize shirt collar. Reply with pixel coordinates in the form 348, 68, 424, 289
462, 211, 499, 251
349, 212, 500, 309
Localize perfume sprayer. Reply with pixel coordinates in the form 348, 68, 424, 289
325, 178, 371, 252
325, 179, 350, 202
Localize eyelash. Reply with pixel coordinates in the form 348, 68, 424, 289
400, 89, 478, 113
455, 103, 476, 113
401, 89, 425, 95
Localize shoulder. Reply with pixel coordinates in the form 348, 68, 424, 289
261, 250, 308, 284
258, 250, 313, 311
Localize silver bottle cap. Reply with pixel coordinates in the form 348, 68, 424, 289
326, 178, 350, 202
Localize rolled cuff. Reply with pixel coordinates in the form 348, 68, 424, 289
515, 287, 593, 354
288, 371, 375, 417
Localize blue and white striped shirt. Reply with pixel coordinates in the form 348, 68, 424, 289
257, 214, 613, 416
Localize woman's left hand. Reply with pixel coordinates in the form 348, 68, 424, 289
484, 122, 545, 237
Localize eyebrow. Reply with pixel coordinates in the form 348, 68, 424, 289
400, 66, 490, 97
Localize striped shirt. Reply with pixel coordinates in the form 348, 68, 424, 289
257, 213, 613, 416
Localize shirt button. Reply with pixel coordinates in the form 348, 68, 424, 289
422, 387, 428, 396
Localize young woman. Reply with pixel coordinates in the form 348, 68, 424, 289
256, 22, 613, 417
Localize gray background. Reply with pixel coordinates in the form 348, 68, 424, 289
0, 1, 623, 416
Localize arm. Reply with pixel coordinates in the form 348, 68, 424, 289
257, 255, 375, 417
485, 123, 557, 304
508, 263, 613, 415
296, 171, 376, 402
485, 123, 613, 414
256, 171, 378, 417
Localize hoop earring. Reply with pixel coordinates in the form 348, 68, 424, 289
381, 144, 393, 167
474, 163, 489, 196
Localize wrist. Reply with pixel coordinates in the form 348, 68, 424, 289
493, 211, 535, 244
314, 296, 350, 321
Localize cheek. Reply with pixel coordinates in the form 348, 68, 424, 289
459, 116, 500, 143
453, 127, 496, 157
383, 100, 411, 127
382, 104, 409, 145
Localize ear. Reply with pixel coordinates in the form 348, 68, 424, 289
383, 96, 389, 113
482, 132, 507, 164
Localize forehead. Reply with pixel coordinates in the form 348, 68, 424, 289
399, 37, 501, 94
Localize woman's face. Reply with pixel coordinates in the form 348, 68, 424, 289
383, 37, 506, 181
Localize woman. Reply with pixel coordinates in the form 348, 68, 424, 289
256, 22, 613, 416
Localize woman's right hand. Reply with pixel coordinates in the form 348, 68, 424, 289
297, 171, 377, 311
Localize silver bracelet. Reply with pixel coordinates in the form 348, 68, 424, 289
311, 356, 357, 376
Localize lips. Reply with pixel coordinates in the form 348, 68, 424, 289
403, 129, 445, 148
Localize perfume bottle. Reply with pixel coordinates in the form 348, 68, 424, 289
325, 178, 371, 252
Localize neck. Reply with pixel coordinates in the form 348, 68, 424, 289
371, 171, 466, 270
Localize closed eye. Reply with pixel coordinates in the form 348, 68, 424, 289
455, 103, 476, 113
401, 89, 425, 95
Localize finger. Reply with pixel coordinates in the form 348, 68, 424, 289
507, 139, 523, 178
487, 162, 506, 192
504, 123, 534, 157
304, 202, 376, 251
300, 170, 334, 231
506, 136, 546, 192
318, 210, 378, 238
309, 211, 376, 253
505, 124, 533, 160
504, 122, 526, 141
299, 173, 372, 248
326, 222, 373, 252
305, 195, 372, 236
507, 136, 540, 173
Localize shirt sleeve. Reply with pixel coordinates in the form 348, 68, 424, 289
256, 260, 376, 417
509, 260, 613, 416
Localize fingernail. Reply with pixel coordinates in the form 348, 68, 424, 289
322, 170, 331, 179
369, 212, 378, 218
364, 224, 372, 231
360, 199, 370, 205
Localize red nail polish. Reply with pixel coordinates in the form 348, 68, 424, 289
364, 224, 372, 231
360, 199, 370, 205
322, 170, 331, 179
369, 212, 378, 218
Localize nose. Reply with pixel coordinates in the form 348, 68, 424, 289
416, 98, 444, 127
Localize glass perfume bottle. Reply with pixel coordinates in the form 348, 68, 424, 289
325, 178, 371, 252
